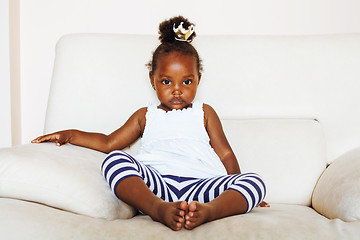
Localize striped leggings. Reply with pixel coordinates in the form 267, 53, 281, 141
101, 150, 266, 213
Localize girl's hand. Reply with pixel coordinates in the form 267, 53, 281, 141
31, 130, 73, 146
257, 201, 270, 208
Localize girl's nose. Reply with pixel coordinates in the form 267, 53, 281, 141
172, 84, 182, 95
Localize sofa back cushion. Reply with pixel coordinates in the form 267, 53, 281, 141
222, 119, 326, 205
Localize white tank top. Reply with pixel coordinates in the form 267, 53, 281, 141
134, 101, 227, 178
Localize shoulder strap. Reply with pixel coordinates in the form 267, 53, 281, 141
192, 100, 203, 111
146, 102, 157, 112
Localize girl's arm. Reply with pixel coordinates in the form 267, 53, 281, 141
204, 104, 270, 207
32, 108, 147, 154
203, 104, 241, 175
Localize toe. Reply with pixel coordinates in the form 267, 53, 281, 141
185, 220, 196, 230
170, 219, 183, 231
186, 210, 198, 220
178, 209, 185, 217
179, 201, 188, 211
188, 201, 197, 212
173, 213, 184, 223
172, 225, 181, 231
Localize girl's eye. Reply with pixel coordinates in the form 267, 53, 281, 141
183, 79, 192, 85
161, 80, 171, 85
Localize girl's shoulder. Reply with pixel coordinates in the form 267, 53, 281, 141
133, 107, 148, 121
130, 107, 147, 130
202, 103, 221, 128
202, 103, 218, 116
133, 107, 148, 117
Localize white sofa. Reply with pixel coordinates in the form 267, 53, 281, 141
1, 33, 360, 239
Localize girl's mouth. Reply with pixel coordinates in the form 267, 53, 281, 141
170, 99, 185, 105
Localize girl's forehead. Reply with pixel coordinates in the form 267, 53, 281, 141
157, 52, 197, 67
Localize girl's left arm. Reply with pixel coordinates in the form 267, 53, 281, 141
204, 105, 270, 207
203, 104, 241, 175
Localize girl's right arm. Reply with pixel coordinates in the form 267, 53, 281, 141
32, 108, 147, 154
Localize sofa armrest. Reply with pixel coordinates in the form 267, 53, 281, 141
312, 147, 360, 221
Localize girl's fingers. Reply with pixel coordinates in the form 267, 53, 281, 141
32, 134, 58, 143
31, 137, 43, 143
33, 136, 48, 143
258, 201, 270, 207
32, 131, 70, 146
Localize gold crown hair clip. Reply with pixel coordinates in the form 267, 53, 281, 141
173, 22, 195, 42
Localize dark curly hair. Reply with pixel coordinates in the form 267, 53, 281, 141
147, 16, 203, 75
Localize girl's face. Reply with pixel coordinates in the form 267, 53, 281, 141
150, 52, 201, 111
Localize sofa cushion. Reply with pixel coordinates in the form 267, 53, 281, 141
221, 118, 327, 206
2, 198, 360, 240
0, 143, 136, 220
312, 147, 360, 221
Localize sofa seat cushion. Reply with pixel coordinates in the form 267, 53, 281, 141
1, 198, 360, 240
0, 143, 136, 220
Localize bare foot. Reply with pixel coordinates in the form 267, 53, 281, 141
184, 201, 213, 230
151, 200, 188, 231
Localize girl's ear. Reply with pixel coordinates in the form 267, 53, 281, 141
198, 73, 202, 85
149, 72, 155, 90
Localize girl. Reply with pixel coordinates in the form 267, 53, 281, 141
32, 16, 267, 231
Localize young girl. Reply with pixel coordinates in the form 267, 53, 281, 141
32, 16, 267, 231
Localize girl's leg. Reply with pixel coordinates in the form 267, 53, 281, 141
115, 176, 187, 231
183, 173, 266, 230
101, 150, 187, 231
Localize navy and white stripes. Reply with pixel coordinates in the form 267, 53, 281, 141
102, 150, 266, 213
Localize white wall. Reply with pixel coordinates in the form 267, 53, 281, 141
11, 0, 360, 144
0, 0, 12, 147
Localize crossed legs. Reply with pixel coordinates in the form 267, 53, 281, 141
102, 151, 265, 231
115, 176, 248, 230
